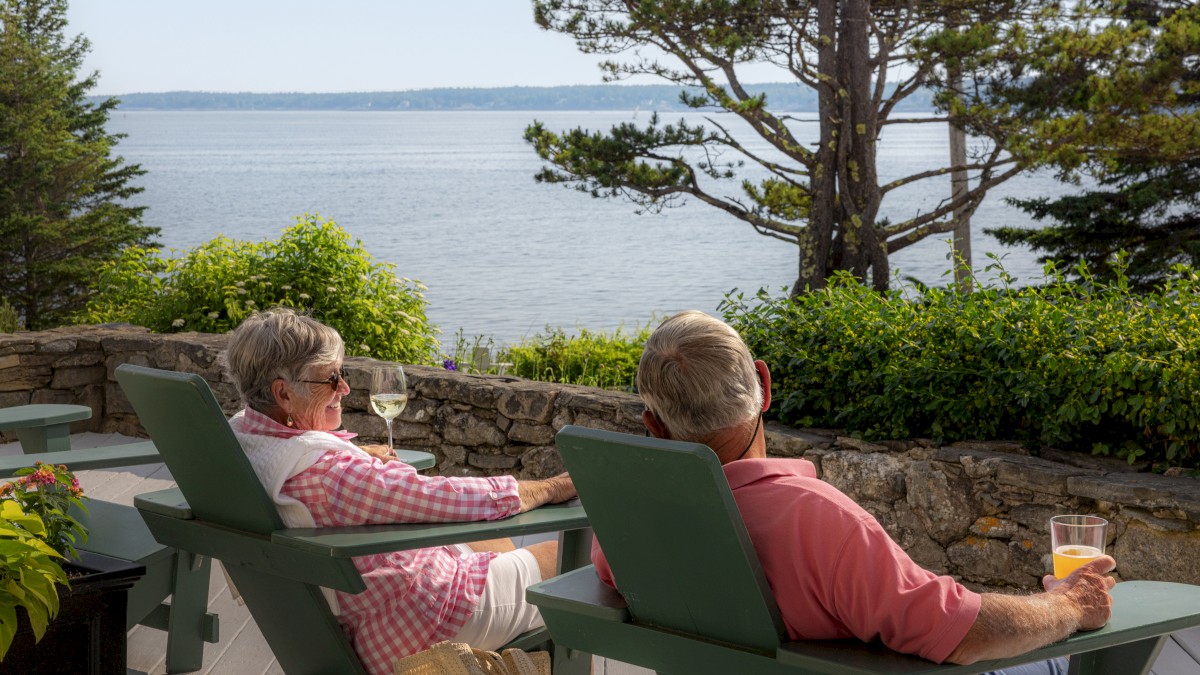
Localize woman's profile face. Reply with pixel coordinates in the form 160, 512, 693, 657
288, 361, 350, 431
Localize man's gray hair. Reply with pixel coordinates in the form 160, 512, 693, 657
636, 310, 762, 442
225, 307, 345, 414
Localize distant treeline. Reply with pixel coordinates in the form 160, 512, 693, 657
93, 84, 936, 112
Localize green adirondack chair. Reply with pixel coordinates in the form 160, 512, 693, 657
531, 425, 1200, 675
115, 364, 593, 675
0, 407, 216, 674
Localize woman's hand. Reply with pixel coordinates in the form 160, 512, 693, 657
516, 473, 576, 513
359, 443, 398, 463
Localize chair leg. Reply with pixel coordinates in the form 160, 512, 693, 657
1068, 636, 1166, 675
164, 552, 214, 674
551, 528, 597, 675
553, 646, 593, 675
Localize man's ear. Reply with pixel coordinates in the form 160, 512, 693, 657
754, 359, 772, 412
642, 409, 670, 439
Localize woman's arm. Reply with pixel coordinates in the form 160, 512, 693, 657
516, 473, 576, 512
296, 452, 523, 525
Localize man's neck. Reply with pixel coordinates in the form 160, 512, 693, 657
706, 417, 764, 465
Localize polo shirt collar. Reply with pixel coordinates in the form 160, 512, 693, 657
723, 457, 817, 490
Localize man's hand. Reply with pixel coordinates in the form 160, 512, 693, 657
516, 473, 576, 513
1043, 555, 1117, 631
947, 555, 1117, 665
358, 443, 398, 463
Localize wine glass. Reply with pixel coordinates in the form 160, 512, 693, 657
370, 366, 408, 451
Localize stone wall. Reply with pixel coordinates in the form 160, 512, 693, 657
2, 325, 1198, 590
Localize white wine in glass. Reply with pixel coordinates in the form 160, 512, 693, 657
370, 366, 408, 451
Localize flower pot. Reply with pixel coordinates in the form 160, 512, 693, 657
0, 551, 146, 674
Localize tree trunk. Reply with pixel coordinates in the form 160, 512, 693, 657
840, 0, 889, 291
947, 38, 973, 293
795, 0, 841, 297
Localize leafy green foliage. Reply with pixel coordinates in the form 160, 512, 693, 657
723, 259, 1200, 469
79, 214, 439, 363
987, 2, 1199, 289
951, 1, 1199, 175
0, 298, 20, 333
0, 0, 157, 329
0, 463, 87, 560
994, 159, 1200, 290
0, 461, 88, 660
500, 324, 655, 391
0, 501, 68, 660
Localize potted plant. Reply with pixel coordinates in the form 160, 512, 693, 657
0, 463, 144, 674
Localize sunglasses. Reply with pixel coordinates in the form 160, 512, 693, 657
299, 366, 349, 391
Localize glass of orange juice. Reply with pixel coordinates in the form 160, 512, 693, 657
1050, 515, 1108, 579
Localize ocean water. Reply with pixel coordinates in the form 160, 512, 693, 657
106, 110, 1077, 345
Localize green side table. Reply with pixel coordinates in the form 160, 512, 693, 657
0, 403, 92, 453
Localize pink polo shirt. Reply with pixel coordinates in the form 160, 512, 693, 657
592, 457, 980, 664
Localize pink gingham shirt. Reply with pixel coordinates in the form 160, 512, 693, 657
230, 408, 521, 675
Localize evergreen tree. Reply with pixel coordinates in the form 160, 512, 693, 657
525, 1, 1088, 294
0, 0, 157, 329
988, 1, 1200, 288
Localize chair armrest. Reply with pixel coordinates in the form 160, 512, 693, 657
393, 449, 436, 470
776, 580, 1200, 675
134, 488, 589, 594
135, 488, 194, 519
0, 441, 160, 474
272, 502, 589, 558
136, 504, 369, 593
526, 565, 629, 623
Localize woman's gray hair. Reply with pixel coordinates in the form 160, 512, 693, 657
225, 307, 345, 413
636, 310, 762, 442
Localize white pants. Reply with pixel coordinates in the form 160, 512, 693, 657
449, 545, 546, 650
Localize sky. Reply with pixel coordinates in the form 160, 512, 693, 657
66, 0, 640, 95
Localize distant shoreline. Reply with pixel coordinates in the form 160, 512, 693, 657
92, 83, 936, 113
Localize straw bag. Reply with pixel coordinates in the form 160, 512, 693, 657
393, 641, 552, 675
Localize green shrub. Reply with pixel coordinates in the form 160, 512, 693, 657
499, 323, 655, 391
0, 298, 20, 332
723, 259, 1200, 469
0, 501, 69, 659
0, 462, 88, 659
79, 214, 438, 363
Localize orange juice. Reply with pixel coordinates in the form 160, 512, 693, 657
1053, 544, 1102, 579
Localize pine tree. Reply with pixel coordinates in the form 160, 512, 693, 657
526, 1, 1103, 294
989, 1, 1199, 288
0, 0, 157, 329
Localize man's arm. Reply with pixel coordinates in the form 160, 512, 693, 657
944, 556, 1117, 665
517, 472, 576, 512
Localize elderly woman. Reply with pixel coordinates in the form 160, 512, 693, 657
224, 308, 575, 675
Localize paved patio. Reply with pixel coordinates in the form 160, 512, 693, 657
1, 432, 1196, 674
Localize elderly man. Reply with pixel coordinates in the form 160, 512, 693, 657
591, 310, 1116, 674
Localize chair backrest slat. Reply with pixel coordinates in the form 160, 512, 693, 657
116, 364, 284, 534
555, 425, 787, 655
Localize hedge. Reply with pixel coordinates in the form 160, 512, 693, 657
723, 262, 1200, 470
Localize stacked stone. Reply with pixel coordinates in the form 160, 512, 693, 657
765, 425, 1200, 589
340, 360, 644, 479
2, 325, 1198, 590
